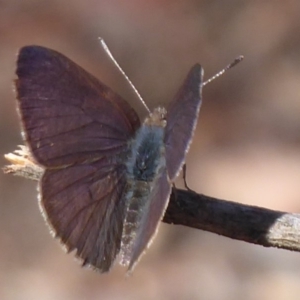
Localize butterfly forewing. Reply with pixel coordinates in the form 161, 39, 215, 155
16, 46, 140, 167
164, 64, 203, 180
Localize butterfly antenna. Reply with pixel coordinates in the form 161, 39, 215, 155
203, 55, 244, 86
99, 38, 151, 113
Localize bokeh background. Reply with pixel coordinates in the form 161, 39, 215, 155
2, 1, 300, 299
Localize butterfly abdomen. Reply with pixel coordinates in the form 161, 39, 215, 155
121, 111, 167, 265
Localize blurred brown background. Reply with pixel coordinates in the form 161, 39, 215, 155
2, 1, 300, 299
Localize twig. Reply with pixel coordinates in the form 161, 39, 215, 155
164, 190, 300, 251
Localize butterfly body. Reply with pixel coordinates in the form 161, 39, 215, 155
122, 107, 167, 266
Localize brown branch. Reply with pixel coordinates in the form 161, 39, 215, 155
164, 190, 300, 252
4, 146, 300, 253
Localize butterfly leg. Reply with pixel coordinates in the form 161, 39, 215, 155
182, 164, 197, 194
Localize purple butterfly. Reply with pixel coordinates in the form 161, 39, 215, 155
15, 45, 203, 272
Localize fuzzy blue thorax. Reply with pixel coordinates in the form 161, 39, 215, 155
121, 107, 167, 265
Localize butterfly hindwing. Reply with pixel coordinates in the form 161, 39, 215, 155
41, 158, 127, 272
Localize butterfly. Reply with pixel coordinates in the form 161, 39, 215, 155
15, 44, 203, 273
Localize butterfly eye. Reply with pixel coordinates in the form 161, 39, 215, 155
139, 160, 146, 170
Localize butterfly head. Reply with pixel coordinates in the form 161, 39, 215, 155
144, 107, 167, 128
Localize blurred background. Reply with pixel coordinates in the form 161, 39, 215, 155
2, 0, 300, 299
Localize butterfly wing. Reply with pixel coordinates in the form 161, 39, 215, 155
41, 158, 127, 272
127, 169, 172, 271
16, 46, 140, 167
16, 46, 140, 272
164, 64, 203, 180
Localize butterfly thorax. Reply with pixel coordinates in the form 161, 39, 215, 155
120, 107, 167, 265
